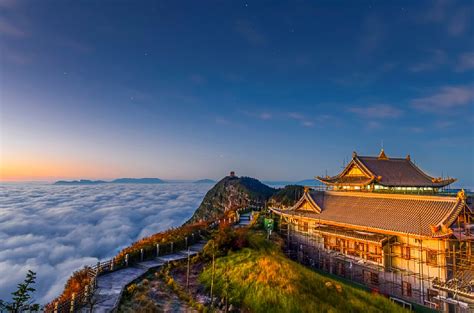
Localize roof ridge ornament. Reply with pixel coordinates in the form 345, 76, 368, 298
430, 224, 440, 233
352, 151, 357, 158
406, 154, 411, 161
457, 189, 467, 202
378, 148, 388, 160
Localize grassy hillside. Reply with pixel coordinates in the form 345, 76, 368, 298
200, 231, 406, 313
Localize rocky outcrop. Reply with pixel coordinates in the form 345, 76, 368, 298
187, 175, 276, 223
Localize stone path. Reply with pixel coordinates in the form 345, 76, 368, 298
235, 211, 252, 227
90, 215, 252, 312
90, 242, 207, 313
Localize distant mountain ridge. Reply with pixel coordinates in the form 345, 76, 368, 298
193, 179, 216, 184
53, 180, 107, 185
53, 178, 164, 185
262, 180, 295, 186
294, 179, 322, 186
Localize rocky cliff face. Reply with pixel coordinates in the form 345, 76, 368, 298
187, 175, 276, 223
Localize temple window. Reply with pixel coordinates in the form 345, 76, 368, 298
323, 236, 329, 249
402, 281, 412, 297
427, 250, 438, 265
363, 270, 379, 286
297, 221, 306, 232
367, 255, 381, 263
303, 222, 308, 232
336, 262, 345, 276
402, 246, 411, 260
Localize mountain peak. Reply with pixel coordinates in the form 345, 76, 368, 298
187, 175, 276, 223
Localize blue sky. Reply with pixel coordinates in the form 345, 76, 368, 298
1, 0, 473, 186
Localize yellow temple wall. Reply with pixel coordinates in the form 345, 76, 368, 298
287, 216, 448, 281
389, 236, 447, 281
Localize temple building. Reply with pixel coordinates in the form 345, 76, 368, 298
270, 150, 473, 313
317, 150, 456, 193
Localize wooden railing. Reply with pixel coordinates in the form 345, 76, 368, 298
47, 211, 245, 312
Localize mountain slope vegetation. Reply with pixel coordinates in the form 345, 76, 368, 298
268, 185, 305, 208
187, 175, 276, 223
200, 230, 406, 313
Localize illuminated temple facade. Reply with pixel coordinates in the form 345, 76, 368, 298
317, 149, 456, 193
271, 150, 473, 312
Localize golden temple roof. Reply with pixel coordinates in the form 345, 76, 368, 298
317, 150, 456, 188
272, 190, 466, 237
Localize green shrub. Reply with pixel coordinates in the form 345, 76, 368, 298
202, 225, 249, 259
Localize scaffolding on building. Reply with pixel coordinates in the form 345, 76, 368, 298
275, 198, 473, 313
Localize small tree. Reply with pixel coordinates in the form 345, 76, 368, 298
209, 240, 216, 307
223, 265, 231, 313
0, 270, 40, 312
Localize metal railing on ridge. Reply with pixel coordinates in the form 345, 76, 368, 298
47, 209, 246, 313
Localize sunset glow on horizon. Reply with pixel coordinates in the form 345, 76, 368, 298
0, 158, 119, 182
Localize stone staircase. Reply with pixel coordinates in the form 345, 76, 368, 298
89, 241, 207, 313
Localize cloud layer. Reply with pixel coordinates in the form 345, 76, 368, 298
0, 183, 210, 304
411, 85, 474, 113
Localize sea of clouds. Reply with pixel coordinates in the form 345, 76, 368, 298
0, 183, 210, 304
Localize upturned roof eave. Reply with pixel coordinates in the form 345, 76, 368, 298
315, 178, 375, 186
286, 189, 322, 213
357, 155, 457, 188
270, 207, 435, 239
375, 178, 457, 188
317, 178, 455, 187
269, 189, 463, 238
